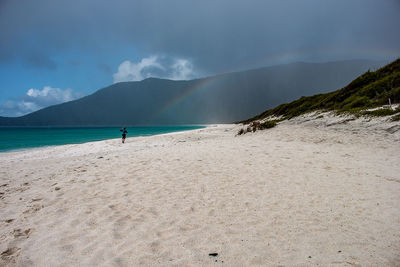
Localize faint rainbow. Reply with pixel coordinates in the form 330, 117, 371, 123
150, 49, 399, 121
150, 75, 220, 120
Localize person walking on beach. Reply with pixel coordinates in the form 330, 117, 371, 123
120, 127, 128, 143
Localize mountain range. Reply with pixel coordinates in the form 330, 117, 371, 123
0, 60, 386, 126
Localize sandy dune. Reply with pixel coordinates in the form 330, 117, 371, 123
1, 113, 400, 266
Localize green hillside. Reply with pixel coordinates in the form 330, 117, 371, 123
242, 58, 400, 124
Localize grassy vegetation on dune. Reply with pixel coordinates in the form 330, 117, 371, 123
237, 120, 279, 135
241, 58, 400, 124
391, 113, 400, 121
361, 107, 400, 117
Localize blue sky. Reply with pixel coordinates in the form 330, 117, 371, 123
0, 0, 399, 117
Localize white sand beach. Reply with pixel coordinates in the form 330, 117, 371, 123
1, 113, 400, 266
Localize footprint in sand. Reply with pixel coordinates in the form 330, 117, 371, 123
23, 204, 43, 214
13, 228, 33, 238
1, 247, 21, 265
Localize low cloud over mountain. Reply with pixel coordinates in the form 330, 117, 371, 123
113, 56, 195, 83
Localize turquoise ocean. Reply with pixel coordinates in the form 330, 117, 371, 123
0, 126, 204, 153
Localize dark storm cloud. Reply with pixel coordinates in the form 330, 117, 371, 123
0, 0, 399, 74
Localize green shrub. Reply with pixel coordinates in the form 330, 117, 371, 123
258, 120, 277, 129
387, 87, 400, 103
362, 108, 399, 117
344, 96, 371, 109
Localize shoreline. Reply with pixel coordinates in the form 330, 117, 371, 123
0, 125, 210, 155
1, 117, 399, 266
